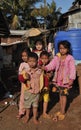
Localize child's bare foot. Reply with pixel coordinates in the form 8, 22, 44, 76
33, 119, 40, 125
16, 114, 24, 119
22, 116, 29, 123
43, 113, 52, 119
16, 114, 21, 119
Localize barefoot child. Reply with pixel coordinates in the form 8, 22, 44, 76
39, 51, 53, 119
23, 52, 42, 124
44, 40, 76, 121
17, 47, 31, 119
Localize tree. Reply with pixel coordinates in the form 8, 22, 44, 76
0, 0, 61, 30
31, 0, 62, 29
0, 0, 42, 29
46, 1, 62, 29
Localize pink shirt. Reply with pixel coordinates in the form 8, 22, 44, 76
56, 59, 69, 87
45, 54, 76, 88
18, 62, 30, 74
27, 68, 42, 94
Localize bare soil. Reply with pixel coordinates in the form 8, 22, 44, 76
0, 86, 81, 130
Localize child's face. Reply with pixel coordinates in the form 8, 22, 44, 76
28, 57, 37, 68
36, 42, 43, 51
40, 55, 49, 65
59, 44, 68, 55
22, 52, 28, 62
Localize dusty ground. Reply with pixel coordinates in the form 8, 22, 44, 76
0, 86, 81, 130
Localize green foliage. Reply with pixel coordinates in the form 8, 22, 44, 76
0, 0, 62, 30
0, 0, 42, 29
31, 0, 62, 29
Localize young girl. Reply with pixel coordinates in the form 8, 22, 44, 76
44, 40, 76, 121
17, 47, 31, 119
33, 39, 45, 58
23, 52, 42, 124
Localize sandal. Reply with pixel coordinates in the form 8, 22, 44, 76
55, 111, 61, 116
52, 116, 58, 122
43, 114, 52, 119
58, 114, 65, 120
52, 111, 61, 122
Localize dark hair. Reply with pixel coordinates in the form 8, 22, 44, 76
33, 39, 45, 50
21, 47, 31, 56
58, 40, 72, 54
28, 52, 38, 61
19, 47, 31, 63
40, 51, 50, 58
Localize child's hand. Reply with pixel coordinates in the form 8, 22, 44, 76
46, 71, 53, 78
38, 65, 42, 69
25, 73, 30, 80
43, 87, 49, 92
41, 65, 45, 70
44, 87, 48, 90
52, 87, 57, 92
68, 79, 73, 88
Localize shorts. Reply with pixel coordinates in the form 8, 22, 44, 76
59, 86, 69, 96
39, 91, 49, 102
52, 85, 69, 96
24, 91, 39, 109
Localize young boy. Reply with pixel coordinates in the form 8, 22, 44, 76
23, 52, 42, 124
39, 51, 52, 119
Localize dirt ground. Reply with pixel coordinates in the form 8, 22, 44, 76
0, 86, 81, 130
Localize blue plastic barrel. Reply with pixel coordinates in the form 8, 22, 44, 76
54, 29, 81, 60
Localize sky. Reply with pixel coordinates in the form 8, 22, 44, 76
50, 0, 74, 13
36, 0, 75, 13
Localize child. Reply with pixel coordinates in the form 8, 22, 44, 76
39, 51, 52, 119
33, 39, 45, 57
17, 47, 31, 119
23, 52, 42, 124
44, 40, 76, 121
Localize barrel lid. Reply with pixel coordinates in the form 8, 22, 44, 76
56, 29, 81, 37
67, 29, 81, 36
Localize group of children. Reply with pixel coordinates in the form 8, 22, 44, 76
16, 39, 76, 124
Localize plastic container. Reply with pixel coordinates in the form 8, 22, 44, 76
54, 29, 81, 60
